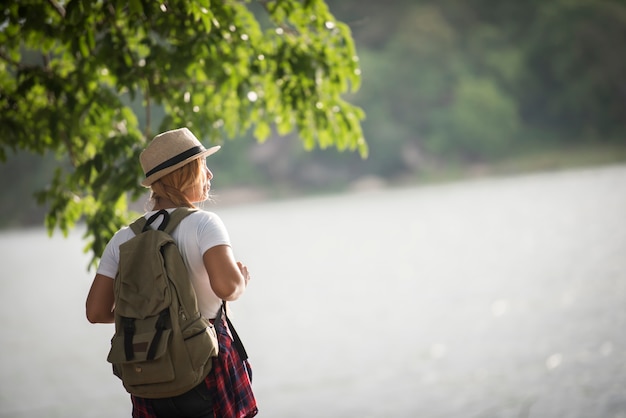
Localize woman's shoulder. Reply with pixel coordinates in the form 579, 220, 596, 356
185, 209, 230, 242
110, 225, 135, 245
180, 208, 226, 232
187, 208, 223, 224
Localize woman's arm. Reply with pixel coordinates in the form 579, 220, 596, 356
203, 244, 250, 301
86, 274, 115, 323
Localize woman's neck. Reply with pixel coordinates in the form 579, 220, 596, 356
152, 198, 177, 210
152, 198, 195, 211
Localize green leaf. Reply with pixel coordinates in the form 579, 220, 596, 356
2, 0, 368, 268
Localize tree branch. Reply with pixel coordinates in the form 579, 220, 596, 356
47, 0, 66, 18
0, 49, 22, 68
145, 84, 152, 139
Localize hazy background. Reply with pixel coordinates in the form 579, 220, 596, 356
1, 0, 625, 228
1, 164, 625, 417
1, 0, 626, 417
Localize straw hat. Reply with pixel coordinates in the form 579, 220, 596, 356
140, 128, 220, 187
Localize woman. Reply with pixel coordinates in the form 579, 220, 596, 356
86, 127, 258, 418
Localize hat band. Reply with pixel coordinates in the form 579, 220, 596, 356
145, 145, 205, 179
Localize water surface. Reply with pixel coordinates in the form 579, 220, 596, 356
1, 165, 625, 417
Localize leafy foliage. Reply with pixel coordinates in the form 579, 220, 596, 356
2, 0, 626, 251
0, 0, 365, 267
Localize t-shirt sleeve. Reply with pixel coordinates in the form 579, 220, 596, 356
96, 227, 132, 279
196, 211, 232, 254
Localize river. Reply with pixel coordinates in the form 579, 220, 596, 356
1, 164, 625, 417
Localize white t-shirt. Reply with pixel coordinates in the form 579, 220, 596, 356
96, 209, 231, 318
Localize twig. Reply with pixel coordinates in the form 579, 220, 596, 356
144, 84, 151, 139
0, 49, 22, 67
47, 0, 66, 18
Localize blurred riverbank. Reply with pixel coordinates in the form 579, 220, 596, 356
2, 142, 626, 230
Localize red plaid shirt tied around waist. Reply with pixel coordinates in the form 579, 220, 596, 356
131, 316, 258, 418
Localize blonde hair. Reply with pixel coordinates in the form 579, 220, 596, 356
148, 158, 204, 209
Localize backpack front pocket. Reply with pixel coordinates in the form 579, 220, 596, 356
107, 329, 174, 385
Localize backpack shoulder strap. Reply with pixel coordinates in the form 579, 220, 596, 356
128, 216, 148, 236
164, 208, 197, 234
216, 301, 249, 361
127, 208, 197, 236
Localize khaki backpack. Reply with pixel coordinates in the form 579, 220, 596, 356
107, 208, 219, 399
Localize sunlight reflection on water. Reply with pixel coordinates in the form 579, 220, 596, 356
1, 165, 625, 418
